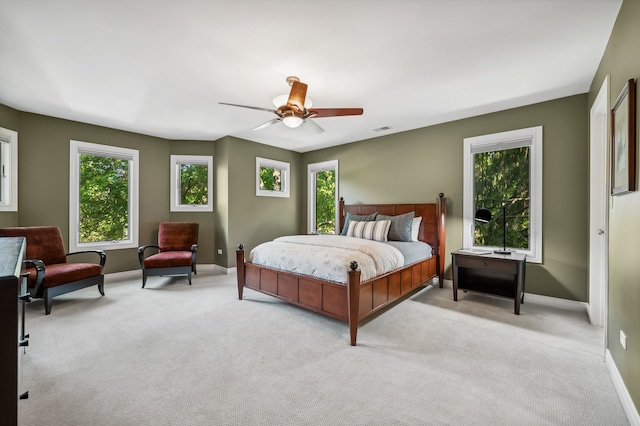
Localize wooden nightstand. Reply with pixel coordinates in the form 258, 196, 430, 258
451, 250, 527, 314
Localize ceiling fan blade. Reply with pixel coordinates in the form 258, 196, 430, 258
303, 118, 324, 134
307, 108, 363, 118
252, 118, 281, 131
287, 81, 308, 110
219, 102, 277, 114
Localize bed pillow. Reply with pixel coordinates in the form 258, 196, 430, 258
347, 220, 391, 242
411, 216, 422, 241
340, 212, 379, 236
376, 211, 415, 242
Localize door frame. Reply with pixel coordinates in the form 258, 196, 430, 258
588, 75, 610, 333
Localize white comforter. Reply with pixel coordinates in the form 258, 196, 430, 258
249, 235, 405, 284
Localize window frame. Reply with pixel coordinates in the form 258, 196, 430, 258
0, 126, 18, 212
463, 126, 543, 263
256, 157, 290, 198
69, 140, 139, 251
307, 160, 339, 234
170, 155, 213, 212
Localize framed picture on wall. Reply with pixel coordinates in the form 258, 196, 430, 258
611, 78, 636, 195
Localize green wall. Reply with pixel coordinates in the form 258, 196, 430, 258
0, 81, 592, 302
0, 104, 20, 228
0, 110, 217, 273
218, 136, 301, 268
213, 137, 231, 268
0, 106, 304, 271
302, 94, 589, 300
589, 0, 640, 413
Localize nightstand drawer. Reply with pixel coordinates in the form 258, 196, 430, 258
454, 255, 517, 274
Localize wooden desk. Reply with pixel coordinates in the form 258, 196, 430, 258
451, 250, 527, 314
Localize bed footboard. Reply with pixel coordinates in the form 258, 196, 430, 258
236, 246, 437, 345
236, 244, 362, 344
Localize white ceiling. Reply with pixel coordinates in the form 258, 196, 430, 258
0, 0, 622, 153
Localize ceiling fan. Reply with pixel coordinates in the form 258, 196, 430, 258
219, 76, 363, 134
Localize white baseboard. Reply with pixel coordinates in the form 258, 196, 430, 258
106, 264, 234, 278
522, 292, 588, 312
606, 349, 640, 426
104, 269, 141, 282
213, 264, 236, 275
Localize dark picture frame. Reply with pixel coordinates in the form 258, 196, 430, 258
611, 79, 636, 195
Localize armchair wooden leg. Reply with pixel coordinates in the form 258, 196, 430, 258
98, 282, 105, 296
187, 272, 192, 285
141, 271, 147, 289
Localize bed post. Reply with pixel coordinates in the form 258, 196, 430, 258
436, 193, 446, 288
236, 244, 246, 300
338, 197, 346, 233
347, 261, 361, 346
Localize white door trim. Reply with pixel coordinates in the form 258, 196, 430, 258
588, 75, 610, 331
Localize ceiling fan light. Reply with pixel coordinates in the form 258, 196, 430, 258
272, 95, 287, 108
272, 95, 313, 109
282, 115, 304, 128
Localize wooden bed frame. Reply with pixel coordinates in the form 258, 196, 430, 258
236, 193, 446, 345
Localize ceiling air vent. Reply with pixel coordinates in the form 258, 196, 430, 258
372, 125, 393, 132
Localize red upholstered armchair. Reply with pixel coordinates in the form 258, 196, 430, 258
0, 226, 106, 315
138, 222, 199, 288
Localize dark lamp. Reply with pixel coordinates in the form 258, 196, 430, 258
474, 208, 492, 223
474, 206, 512, 255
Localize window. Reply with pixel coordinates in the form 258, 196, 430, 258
0, 126, 18, 212
256, 157, 290, 198
170, 155, 213, 212
308, 160, 339, 234
69, 140, 139, 251
463, 126, 542, 263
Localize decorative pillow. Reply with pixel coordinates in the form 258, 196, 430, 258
411, 216, 422, 241
341, 212, 379, 236
347, 220, 391, 242
376, 211, 415, 242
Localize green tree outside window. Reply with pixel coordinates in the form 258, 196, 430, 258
315, 170, 336, 234
474, 146, 530, 250
260, 167, 282, 191
79, 154, 129, 243
179, 163, 208, 205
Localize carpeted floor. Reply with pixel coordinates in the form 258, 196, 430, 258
18, 266, 630, 425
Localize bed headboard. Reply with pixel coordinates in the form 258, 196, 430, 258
339, 193, 446, 277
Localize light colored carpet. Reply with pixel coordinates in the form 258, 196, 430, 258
18, 267, 629, 425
